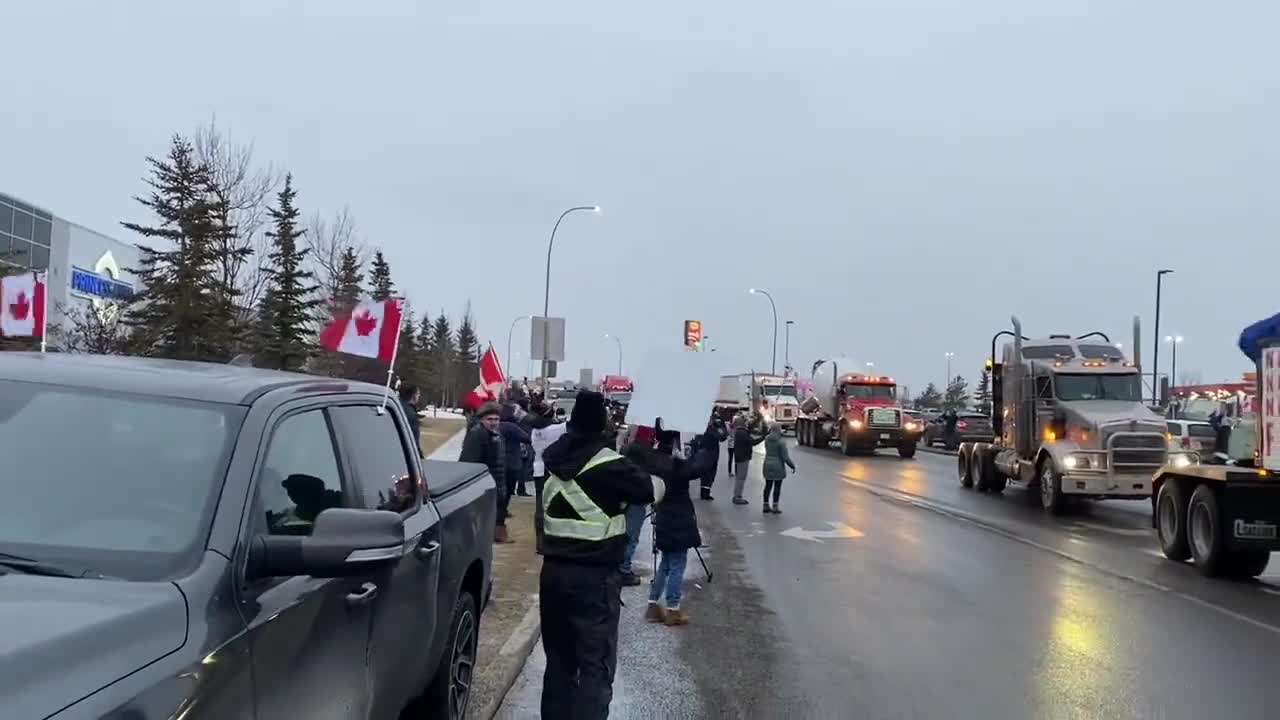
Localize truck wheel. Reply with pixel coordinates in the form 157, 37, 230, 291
1188, 484, 1228, 577
1228, 549, 1271, 579
898, 441, 917, 459
841, 426, 858, 457
976, 448, 1005, 493
1155, 480, 1191, 562
1037, 458, 1067, 515
958, 446, 973, 488
420, 591, 478, 720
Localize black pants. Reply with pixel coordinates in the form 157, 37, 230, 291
699, 459, 718, 492
727, 451, 736, 476
540, 560, 622, 720
763, 477, 783, 504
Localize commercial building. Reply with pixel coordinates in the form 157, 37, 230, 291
0, 192, 141, 332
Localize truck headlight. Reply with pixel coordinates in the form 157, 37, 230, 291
1170, 452, 1197, 468
1063, 454, 1093, 470
851, 419, 864, 430
904, 421, 920, 431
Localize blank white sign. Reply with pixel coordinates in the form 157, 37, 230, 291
626, 350, 723, 434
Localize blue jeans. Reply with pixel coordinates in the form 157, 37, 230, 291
648, 548, 688, 608
620, 503, 647, 575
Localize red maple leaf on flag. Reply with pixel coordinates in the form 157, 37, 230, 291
354, 310, 378, 337
9, 291, 29, 321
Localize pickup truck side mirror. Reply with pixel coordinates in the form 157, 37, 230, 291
247, 508, 405, 580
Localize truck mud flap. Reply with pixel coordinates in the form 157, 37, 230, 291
1222, 482, 1280, 551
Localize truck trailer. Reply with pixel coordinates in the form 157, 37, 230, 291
958, 317, 1189, 514
795, 358, 920, 458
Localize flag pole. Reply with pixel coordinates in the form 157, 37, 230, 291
37, 271, 47, 353
378, 298, 404, 415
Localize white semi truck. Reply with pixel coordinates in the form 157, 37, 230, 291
715, 372, 800, 433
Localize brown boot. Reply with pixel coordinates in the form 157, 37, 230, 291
644, 603, 665, 623
664, 608, 689, 626
494, 525, 513, 544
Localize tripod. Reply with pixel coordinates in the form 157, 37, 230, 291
644, 508, 713, 583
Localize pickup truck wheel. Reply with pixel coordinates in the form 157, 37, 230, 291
1155, 480, 1191, 562
420, 592, 478, 720
1188, 484, 1228, 577
1037, 459, 1067, 515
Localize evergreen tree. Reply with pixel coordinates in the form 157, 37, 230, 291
914, 382, 943, 410
975, 368, 992, 415
943, 375, 970, 411
431, 312, 456, 408
120, 135, 241, 361
333, 247, 364, 314
369, 250, 394, 301
417, 313, 437, 404
395, 304, 422, 388
453, 306, 480, 403
257, 174, 322, 371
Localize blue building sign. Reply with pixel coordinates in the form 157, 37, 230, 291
71, 267, 134, 301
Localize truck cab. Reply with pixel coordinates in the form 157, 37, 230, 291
796, 359, 920, 459
961, 318, 1192, 514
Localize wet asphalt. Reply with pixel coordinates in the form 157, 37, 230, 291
496, 442, 1280, 719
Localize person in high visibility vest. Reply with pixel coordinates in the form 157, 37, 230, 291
539, 390, 665, 719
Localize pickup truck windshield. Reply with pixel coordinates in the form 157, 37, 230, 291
0, 380, 243, 580
843, 383, 896, 400
1055, 373, 1143, 402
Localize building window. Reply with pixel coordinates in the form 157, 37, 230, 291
11, 210, 32, 241
28, 243, 49, 271
6, 239, 31, 267
33, 218, 50, 247
0, 204, 11, 235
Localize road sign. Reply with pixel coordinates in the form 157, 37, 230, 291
684, 320, 702, 349
579, 368, 594, 387
779, 522, 864, 543
531, 316, 565, 361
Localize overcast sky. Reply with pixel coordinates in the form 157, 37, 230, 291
3, 1, 1276, 394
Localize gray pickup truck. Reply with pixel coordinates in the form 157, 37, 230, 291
0, 353, 495, 720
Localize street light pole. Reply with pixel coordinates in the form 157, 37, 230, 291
604, 333, 622, 375
1153, 269, 1173, 405
540, 205, 601, 382
507, 315, 531, 378
785, 320, 795, 372
945, 352, 956, 385
749, 287, 779, 374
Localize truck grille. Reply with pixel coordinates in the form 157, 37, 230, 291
867, 408, 901, 428
1107, 432, 1167, 474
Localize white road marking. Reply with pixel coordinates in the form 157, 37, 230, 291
779, 522, 865, 543
1072, 521, 1151, 537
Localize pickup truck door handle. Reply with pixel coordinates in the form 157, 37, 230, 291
345, 582, 378, 607
416, 541, 441, 561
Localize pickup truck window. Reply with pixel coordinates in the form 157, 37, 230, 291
0, 380, 242, 580
331, 405, 419, 513
259, 410, 346, 537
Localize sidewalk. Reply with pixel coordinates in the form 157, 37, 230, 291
427, 427, 544, 720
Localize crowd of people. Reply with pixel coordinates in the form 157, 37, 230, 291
452, 382, 800, 718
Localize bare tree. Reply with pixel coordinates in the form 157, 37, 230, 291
194, 117, 280, 329
306, 207, 366, 306
54, 303, 129, 355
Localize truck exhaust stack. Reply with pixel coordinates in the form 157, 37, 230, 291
1011, 316, 1023, 364
1132, 315, 1142, 371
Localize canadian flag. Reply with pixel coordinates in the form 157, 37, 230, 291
318, 296, 403, 362
463, 345, 507, 410
0, 272, 47, 338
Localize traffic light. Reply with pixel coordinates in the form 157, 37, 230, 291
684, 320, 702, 349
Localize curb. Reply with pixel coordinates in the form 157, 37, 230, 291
477, 598, 542, 720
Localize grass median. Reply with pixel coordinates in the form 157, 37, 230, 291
419, 415, 465, 457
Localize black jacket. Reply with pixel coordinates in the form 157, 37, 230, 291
459, 424, 505, 489
541, 430, 656, 567
733, 426, 765, 462
401, 399, 423, 457
629, 444, 711, 552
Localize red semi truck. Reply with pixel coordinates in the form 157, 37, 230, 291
795, 357, 922, 458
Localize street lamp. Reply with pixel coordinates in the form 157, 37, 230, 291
749, 287, 779, 374
945, 352, 956, 383
603, 333, 623, 375
1153, 269, 1174, 404
540, 205, 601, 380
507, 315, 531, 379
784, 320, 795, 372
1165, 335, 1184, 398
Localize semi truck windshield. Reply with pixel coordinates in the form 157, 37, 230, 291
1055, 374, 1143, 402
843, 383, 896, 400
761, 385, 797, 398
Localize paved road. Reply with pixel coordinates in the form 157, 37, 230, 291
498, 442, 1280, 719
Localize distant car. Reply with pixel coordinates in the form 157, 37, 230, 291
924, 411, 994, 449
553, 397, 576, 418
1166, 419, 1215, 457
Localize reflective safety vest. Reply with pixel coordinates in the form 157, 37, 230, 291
543, 448, 627, 542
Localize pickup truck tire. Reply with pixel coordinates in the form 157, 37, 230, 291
1037, 458, 1067, 515
897, 441, 917, 459
1188, 483, 1228, 577
1155, 480, 1191, 562
419, 591, 479, 720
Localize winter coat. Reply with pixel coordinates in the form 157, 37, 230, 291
498, 420, 531, 475
733, 426, 765, 462
541, 430, 657, 566
459, 424, 505, 489
629, 443, 712, 552
763, 433, 796, 482
401, 399, 423, 457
